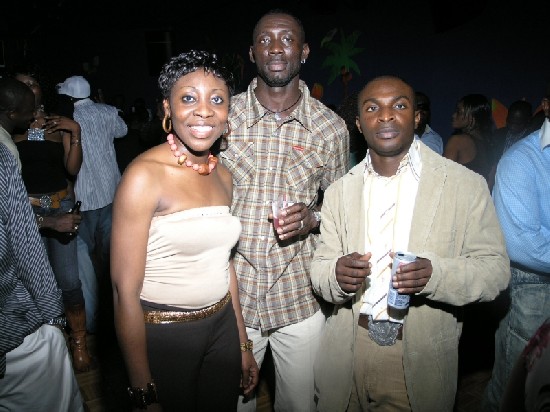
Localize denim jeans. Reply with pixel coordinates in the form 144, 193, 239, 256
33, 195, 83, 306
77, 236, 98, 333
78, 203, 113, 278
481, 266, 550, 411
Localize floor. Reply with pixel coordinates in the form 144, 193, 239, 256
75, 302, 499, 412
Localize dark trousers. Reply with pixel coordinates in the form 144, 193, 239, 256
144, 299, 241, 412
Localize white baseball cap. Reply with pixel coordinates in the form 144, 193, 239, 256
56, 76, 90, 98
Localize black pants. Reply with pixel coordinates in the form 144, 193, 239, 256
144, 299, 241, 412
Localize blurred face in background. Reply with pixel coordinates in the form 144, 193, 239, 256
415, 94, 430, 134
452, 101, 470, 130
506, 109, 530, 134
14, 73, 42, 109
542, 97, 549, 119
13, 88, 36, 129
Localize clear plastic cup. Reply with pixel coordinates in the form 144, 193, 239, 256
272, 195, 294, 229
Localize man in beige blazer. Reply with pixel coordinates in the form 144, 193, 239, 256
311, 75, 510, 411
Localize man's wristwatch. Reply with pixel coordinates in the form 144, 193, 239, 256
312, 210, 321, 227
46, 316, 67, 328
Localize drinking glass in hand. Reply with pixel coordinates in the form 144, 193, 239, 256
271, 195, 294, 230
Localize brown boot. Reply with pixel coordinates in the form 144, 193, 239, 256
65, 303, 96, 373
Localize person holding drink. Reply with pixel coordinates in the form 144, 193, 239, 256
9, 62, 95, 373
271, 195, 295, 231
219, 9, 349, 411
310, 75, 510, 411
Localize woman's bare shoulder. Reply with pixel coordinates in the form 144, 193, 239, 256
120, 146, 169, 187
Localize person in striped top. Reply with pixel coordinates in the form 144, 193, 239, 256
0, 77, 84, 411
57, 75, 127, 336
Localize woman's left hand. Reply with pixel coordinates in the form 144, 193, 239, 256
240, 351, 259, 397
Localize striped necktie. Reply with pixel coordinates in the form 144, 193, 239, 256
369, 177, 397, 321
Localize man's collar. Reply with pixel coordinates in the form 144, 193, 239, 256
74, 98, 92, 106
245, 78, 312, 130
365, 139, 422, 178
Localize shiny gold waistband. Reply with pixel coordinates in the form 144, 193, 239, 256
143, 291, 231, 324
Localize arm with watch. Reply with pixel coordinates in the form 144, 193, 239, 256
273, 202, 322, 241
312, 208, 322, 230
34, 200, 82, 234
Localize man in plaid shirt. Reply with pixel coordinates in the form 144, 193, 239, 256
220, 9, 349, 412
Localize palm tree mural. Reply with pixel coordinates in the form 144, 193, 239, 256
320, 28, 364, 100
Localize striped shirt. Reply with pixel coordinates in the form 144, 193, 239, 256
220, 78, 350, 331
73, 98, 127, 211
0, 144, 63, 375
0, 125, 21, 171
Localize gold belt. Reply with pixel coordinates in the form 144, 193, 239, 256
143, 291, 231, 324
29, 188, 69, 209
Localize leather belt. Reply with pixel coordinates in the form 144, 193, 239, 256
144, 292, 231, 324
29, 188, 69, 209
358, 314, 403, 340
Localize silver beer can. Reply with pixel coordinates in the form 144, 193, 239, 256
387, 252, 417, 310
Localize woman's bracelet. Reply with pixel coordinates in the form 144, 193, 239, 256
127, 381, 158, 409
240, 339, 253, 352
36, 214, 44, 229
70, 139, 80, 146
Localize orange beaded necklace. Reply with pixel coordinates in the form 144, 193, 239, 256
166, 133, 218, 175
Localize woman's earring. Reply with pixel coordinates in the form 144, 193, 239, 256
222, 122, 231, 137
301, 59, 306, 64
162, 115, 172, 134
218, 122, 231, 151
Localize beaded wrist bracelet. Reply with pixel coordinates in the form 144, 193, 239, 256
240, 339, 253, 352
127, 381, 158, 409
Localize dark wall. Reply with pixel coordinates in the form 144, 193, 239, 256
2, 0, 548, 142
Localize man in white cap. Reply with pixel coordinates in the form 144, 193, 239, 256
57, 75, 127, 334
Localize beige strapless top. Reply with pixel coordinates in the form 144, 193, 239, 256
141, 206, 241, 309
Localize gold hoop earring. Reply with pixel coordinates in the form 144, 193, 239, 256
222, 122, 231, 137
162, 115, 172, 134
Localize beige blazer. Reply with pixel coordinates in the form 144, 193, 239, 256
311, 142, 510, 411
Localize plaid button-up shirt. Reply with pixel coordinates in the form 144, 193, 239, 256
221, 78, 349, 331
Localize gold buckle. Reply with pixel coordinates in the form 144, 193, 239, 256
39, 195, 53, 209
